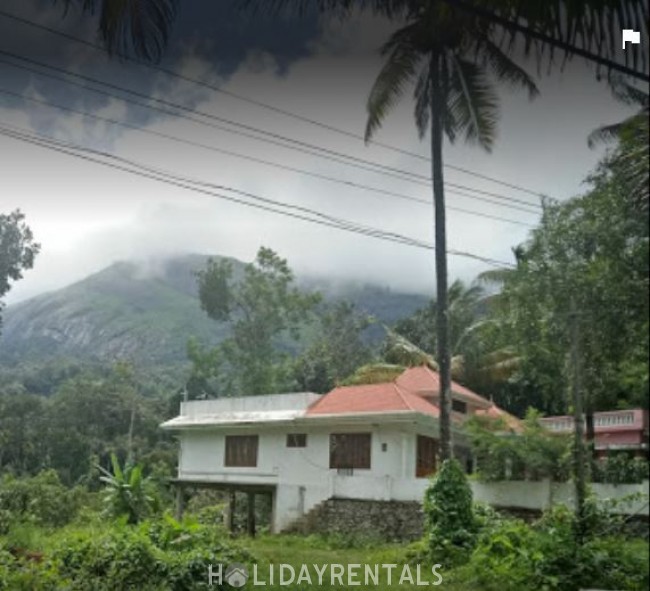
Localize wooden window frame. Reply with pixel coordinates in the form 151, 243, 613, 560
416, 434, 438, 478
329, 432, 371, 470
286, 433, 307, 448
224, 435, 259, 468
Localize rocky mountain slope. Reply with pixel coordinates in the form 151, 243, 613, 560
0, 254, 429, 367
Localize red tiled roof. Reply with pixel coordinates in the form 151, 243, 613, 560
306, 382, 440, 418
395, 365, 491, 408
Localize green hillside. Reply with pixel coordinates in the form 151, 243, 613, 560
0, 254, 429, 367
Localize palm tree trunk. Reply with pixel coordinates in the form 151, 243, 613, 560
430, 58, 452, 461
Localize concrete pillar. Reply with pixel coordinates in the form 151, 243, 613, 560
228, 491, 236, 533
247, 492, 256, 537
174, 484, 185, 521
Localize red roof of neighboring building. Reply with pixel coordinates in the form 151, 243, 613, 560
307, 382, 440, 418
475, 404, 523, 433
395, 365, 492, 408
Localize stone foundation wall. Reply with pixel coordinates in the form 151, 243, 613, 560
287, 498, 424, 542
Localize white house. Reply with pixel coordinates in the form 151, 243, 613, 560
161, 366, 518, 534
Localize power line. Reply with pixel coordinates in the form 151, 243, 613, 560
0, 86, 538, 226
0, 6, 552, 199
0, 49, 543, 213
0, 122, 516, 269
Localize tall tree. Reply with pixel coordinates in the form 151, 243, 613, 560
193, 247, 320, 396
364, 2, 537, 459
293, 300, 373, 393
492, 148, 649, 420
0, 209, 40, 331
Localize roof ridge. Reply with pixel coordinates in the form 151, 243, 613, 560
392, 382, 412, 411
393, 382, 424, 412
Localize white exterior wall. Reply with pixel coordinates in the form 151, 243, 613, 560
177, 426, 649, 531
177, 422, 436, 531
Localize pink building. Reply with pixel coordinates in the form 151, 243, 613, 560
539, 409, 649, 458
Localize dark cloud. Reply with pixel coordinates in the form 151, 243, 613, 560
0, 0, 322, 140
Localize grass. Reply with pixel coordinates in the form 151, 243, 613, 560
239, 533, 470, 590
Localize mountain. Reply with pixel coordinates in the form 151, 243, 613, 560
0, 254, 430, 368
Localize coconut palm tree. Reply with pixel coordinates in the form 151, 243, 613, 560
364, 1, 538, 459
588, 75, 649, 210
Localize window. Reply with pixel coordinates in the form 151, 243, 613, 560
329, 433, 371, 470
416, 435, 437, 478
452, 399, 468, 414
286, 433, 307, 448
224, 435, 258, 467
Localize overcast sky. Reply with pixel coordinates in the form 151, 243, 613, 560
0, 0, 637, 304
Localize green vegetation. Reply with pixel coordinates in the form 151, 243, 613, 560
1, 469, 646, 590
0, 254, 428, 370
466, 410, 572, 482
0, 209, 40, 331
424, 459, 476, 565
192, 247, 322, 396
97, 454, 159, 525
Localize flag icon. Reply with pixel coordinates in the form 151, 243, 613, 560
622, 29, 641, 49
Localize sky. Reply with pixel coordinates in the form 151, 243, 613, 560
0, 0, 638, 304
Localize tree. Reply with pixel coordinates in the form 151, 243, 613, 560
492, 148, 649, 423
0, 209, 40, 331
293, 300, 373, 393
364, 2, 538, 459
193, 247, 320, 396
588, 75, 649, 210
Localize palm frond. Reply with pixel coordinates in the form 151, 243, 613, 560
587, 121, 625, 148
99, 0, 178, 62
448, 55, 498, 151
478, 38, 539, 100
365, 26, 423, 142
483, 0, 649, 78
608, 75, 650, 107
477, 267, 514, 286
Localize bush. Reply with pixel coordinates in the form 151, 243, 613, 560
466, 409, 572, 482
424, 459, 476, 564
0, 515, 253, 590
0, 470, 85, 532
459, 504, 650, 591
593, 453, 649, 484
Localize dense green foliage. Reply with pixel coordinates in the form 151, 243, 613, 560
484, 154, 649, 417
457, 504, 649, 591
0, 363, 176, 486
389, 143, 649, 419
0, 471, 86, 534
466, 410, 572, 482
293, 301, 374, 393
0, 513, 252, 591
191, 247, 321, 396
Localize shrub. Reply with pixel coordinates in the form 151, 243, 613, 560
51, 516, 252, 590
0, 470, 85, 532
593, 453, 650, 484
423, 459, 476, 564
460, 504, 650, 591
